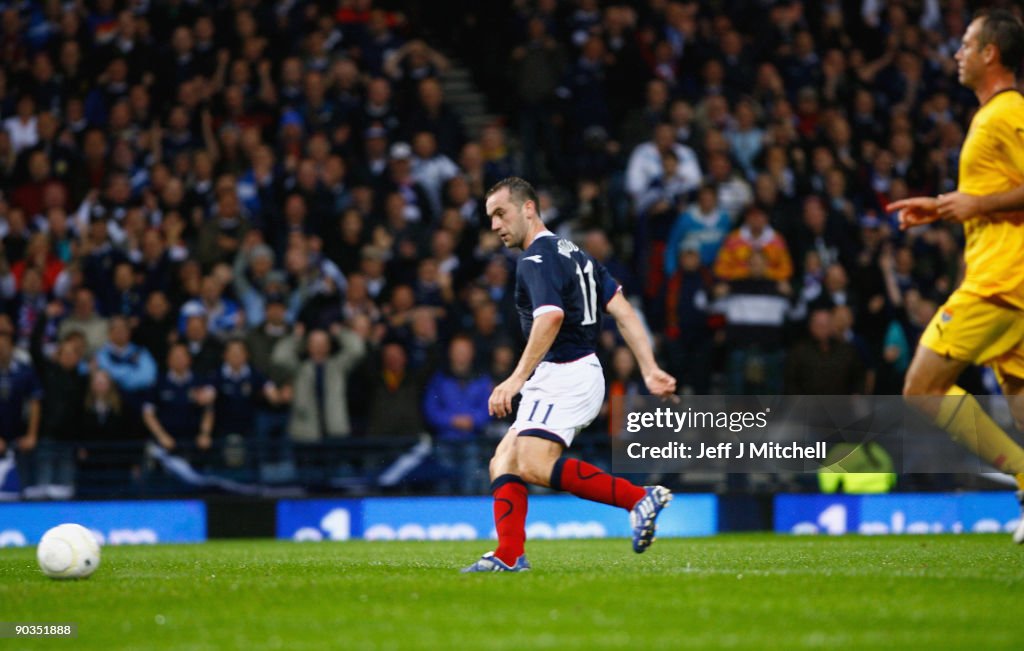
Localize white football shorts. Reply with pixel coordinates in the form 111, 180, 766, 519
513, 353, 605, 447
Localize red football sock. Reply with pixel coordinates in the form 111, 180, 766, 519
552, 458, 645, 510
492, 474, 528, 566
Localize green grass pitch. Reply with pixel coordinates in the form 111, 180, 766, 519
1, 535, 1021, 650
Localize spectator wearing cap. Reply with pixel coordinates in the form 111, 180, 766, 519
380, 141, 433, 224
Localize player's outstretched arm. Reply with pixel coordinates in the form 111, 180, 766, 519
885, 197, 940, 230
605, 292, 677, 397
937, 186, 1024, 222
488, 310, 564, 418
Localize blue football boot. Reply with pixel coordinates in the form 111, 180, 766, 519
461, 552, 532, 573
630, 486, 672, 553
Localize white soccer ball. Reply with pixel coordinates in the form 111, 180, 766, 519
37, 524, 102, 579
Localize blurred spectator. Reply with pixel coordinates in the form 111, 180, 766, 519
95, 316, 157, 412
717, 251, 791, 395
245, 296, 294, 472
58, 287, 108, 356
705, 151, 753, 221
181, 313, 224, 377
410, 131, 459, 216
0, 330, 41, 490
273, 323, 366, 442
664, 182, 731, 274
367, 340, 426, 438
785, 308, 865, 395
511, 16, 566, 179
423, 335, 492, 494
142, 343, 214, 455
133, 291, 176, 370
79, 369, 134, 493
665, 243, 713, 394
603, 345, 646, 435
714, 205, 794, 282
406, 77, 465, 159
180, 274, 244, 339
626, 123, 702, 205
29, 329, 86, 499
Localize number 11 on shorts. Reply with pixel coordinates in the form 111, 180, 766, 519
528, 400, 554, 425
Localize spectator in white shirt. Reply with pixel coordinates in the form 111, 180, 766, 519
625, 122, 701, 207
410, 131, 459, 217
3, 96, 39, 153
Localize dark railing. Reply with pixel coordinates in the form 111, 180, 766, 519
15, 433, 621, 499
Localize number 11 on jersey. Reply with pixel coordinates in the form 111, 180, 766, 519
576, 260, 598, 325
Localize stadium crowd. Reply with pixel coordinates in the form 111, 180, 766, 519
0, 0, 1003, 496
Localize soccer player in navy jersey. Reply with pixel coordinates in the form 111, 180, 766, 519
463, 177, 677, 572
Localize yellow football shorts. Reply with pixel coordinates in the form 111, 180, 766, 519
920, 290, 1024, 382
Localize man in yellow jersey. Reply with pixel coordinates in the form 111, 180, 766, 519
888, 9, 1024, 544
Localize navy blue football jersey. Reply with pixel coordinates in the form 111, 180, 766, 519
515, 232, 621, 362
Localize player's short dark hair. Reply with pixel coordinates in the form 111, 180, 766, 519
485, 177, 540, 215
976, 9, 1024, 75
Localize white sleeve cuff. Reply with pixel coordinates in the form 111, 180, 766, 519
533, 305, 565, 318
